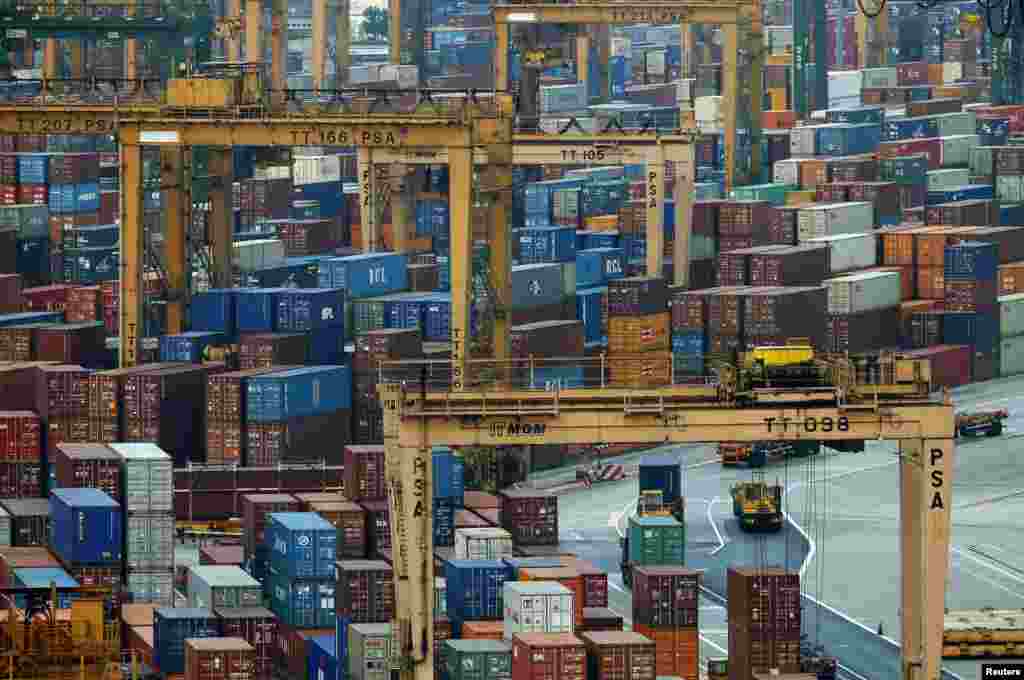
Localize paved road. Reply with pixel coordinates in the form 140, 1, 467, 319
555, 376, 1024, 680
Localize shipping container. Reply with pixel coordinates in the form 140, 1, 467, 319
334, 560, 395, 622
632, 566, 699, 628
246, 366, 351, 422
503, 581, 574, 639
806, 233, 878, 273
578, 608, 623, 634
627, 515, 684, 566
0, 410, 40, 461
190, 289, 239, 337
510, 320, 586, 359
153, 608, 219, 675
455, 527, 515, 561
632, 624, 698, 680
344, 445, 386, 501
307, 500, 367, 559
241, 493, 300, 556
499, 489, 558, 546
446, 560, 514, 631
49, 487, 122, 565
214, 606, 278, 678
348, 624, 389, 680
0, 499, 47, 546
445, 639, 514, 680
266, 512, 337, 579
124, 512, 174, 570
638, 456, 682, 506
825, 271, 902, 315
187, 565, 262, 609
581, 632, 657, 680
267, 574, 336, 629
511, 633, 586, 680
184, 637, 256, 680
200, 544, 244, 566
608, 314, 670, 354
319, 253, 409, 298
108, 443, 173, 513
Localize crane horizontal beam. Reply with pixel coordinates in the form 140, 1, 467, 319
0, 17, 179, 36
492, 2, 741, 25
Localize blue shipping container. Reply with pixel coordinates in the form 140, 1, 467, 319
190, 289, 238, 335
159, 331, 225, 363
75, 183, 100, 213
517, 227, 577, 263
1002, 203, 1024, 226
881, 155, 929, 184
0, 311, 62, 328
942, 312, 1000, 351
884, 116, 939, 141
582, 232, 620, 250
638, 455, 682, 505
49, 488, 122, 565
424, 294, 477, 343
945, 241, 998, 282
435, 498, 456, 547
268, 575, 337, 628
825, 106, 885, 125
576, 248, 626, 287
12, 567, 77, 608
308, 633, 338, 680
153, 608, 219, 674
526, 365, 586, 390
246, 365, 352, 422
501, 557, 563, 577
444, 560, 514, 632
978, 117, 1010, 145
433, 447, 465, 502
69, 224, 118, 249
307, 326, 346, 365
276, 288, 346, 332
236, 288, 287, 332
63, 246, 118, 284
267, 512, 338, 579
317, 253, 409, 299
927, 185, 994, 205
243, 257, 324, 289
17, 237, 50, 282
17, 154, 49, 184
576, 286, 607, 345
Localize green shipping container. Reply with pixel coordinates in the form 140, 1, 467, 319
350, 299, 388, 335
729, 183, 797, 206
627, 515, 684, 566
444, 640, 513, 680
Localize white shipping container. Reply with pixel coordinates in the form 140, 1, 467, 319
454, 528, 514, 560
348, 64, 381, 84
927, 168, 971, 191
971, 146, 996, 177
827, 71, 862, 104
1003, 335, 1024, 377
561, 262, 577, 297
611, 37, 631, 57
940, 135, 980, 168
379, 64, 419, 89
234, 239, 286, 271
997, 175, 1024, 203
645, 49, 666, 77
935, 112, 977, 138
807, 232, 878, 273
943, 61, 963, 83
294, 155, 343, 185
435, 577, 447, 617
695, 96, 723, 123
109, 443, 173, 512
797, 202, 874, 241
764, 25, 794, 49
789, 127, 817, 157
861, 67, 898, 89
677, 79, 695, 106
1000, 293, 1024, 338
773, 159, 801, 186
826, 270, 902, 314
503, 581, 574, 640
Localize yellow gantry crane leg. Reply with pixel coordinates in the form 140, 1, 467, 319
390, 166, 412, 254
313, 0, 328, 88
162, 148, 187, 333
335, 0, 351, 85
120, 143, 144, 367
380, 384, 955, 680
389, 0, 402, 63
70, 41, 84, 79
43, 39, 58, 79
207, 148, 235, 289
246, 0, 263, 63
227, 0, 243, 61
270, 0, 287, 107
856, 5, 889, 69
448, 146, 473, 389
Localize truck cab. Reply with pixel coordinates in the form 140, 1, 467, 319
730, 480, 783, 531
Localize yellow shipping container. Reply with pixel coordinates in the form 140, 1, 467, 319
785, 190, 817, 206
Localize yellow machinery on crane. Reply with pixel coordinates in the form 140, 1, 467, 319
378, 349, 954, 680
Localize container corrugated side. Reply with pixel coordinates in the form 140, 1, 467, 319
503, 581, 574, 639
825, 271, 902, 314
1001, 293, 1024, 338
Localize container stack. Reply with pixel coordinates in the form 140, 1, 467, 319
606, 277, 671, 388
343, 445, 391, 556
184, 638, 257, 680
35, 364, 90, 495
240, 493, 300, 581
631, 567, 699, 680
53, 442, 121, 498
510, 633, 586, 680
110, 443, 174, 605
264, 512, 338, 629
727, 567, 801, 680
48, 488, 123, 592
187, 565, 262, 609
245, 365, 351, 466
352, 328, 422, 444
206, 367, 280, 466
824, 270, 902, 353
0, 411, 40, 498
943, 242, 1000, 381
335, 560, 395, 671
433, 446, 465, 548
509, 319, 586, 389
153, 608, 220, 676
214, 605, 280, 679
498, 488, 558, 548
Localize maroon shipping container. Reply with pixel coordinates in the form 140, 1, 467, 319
925, 200, 995, 227
1, 499, 49, 546
472, 507, 499, 526
0, 411, 40, 461
896, 61, 928, 85
184, 638, 256, 680
34, 322, 105, 365
510, 320, 585, 358
770, 208, 798, 245
0, 154, 17, 184
0, 363, 54, 411
175, 465, 343, 521
34, 364, 90, 418
53, 442, 120, 497
904, 345, 972, 389
973, 350, 999, 383
240, 493, 300, 555
706, 286, 755, 335
308, 500, 367, 558
48, 153, 101, 184
0, 460, 41, 497
67, 564, 120, 590
826, 306, 904, 353
16, 184, 46, 206
848, 182, 901, 223
123, 363, 227, 466
66, 286, 102, 323
343, 444, 386, 501
199, 544, 244, 566
727, 566, 801, 633
669, 288, 705, 334
464, 491, 500, 509
748, 245, 829, 287
828, 157, 878, 182
0, 273, 21, 313
511, 633, 586, 680
0, 546, 58, 586
358, 499, 391, 553
691, 201, 723, 237
276, 625, 333, 680
354, 328, 423, 368
579, 608, 623, 633
276, 219, 338, 256
906, 98, 962, 117
408, 264, 440, 292
908, 312, 944, 349
86, 363, 184, 444
580, 632, 656, 680
237, 334, 308, 370
575, 560, 608, 608
435, 616, 453, 674
815, 184, 848, 204
878, 138, 942, 170
956, 226, 1024, 264
728, 630, 801, 680
717, 201, 776, 238
631, 566, 700, 628
742, 287, 828, 351
0, 324, 56, 362
334, 560, 395, 620
22, 284, 76, 312
99, 191, 118, 225
499, 488, 558, 546
214, 606, 278, 679
15, 136, 45, 152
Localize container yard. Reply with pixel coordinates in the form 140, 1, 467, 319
0, 2, 1018, 680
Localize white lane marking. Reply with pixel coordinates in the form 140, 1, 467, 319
608, 497, 636, 532
707, 496, 728, 556
979, 544, 1005, 553
700, 634, 728, 654
951, 557, 1024, 601
952, 546, 1024, 587
609, 579, 626, 594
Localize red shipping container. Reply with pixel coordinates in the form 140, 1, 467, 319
0, 185, 16, 206
275, 625, 333, 680
903, 345, 971, 388
35, 322, 106, 365
240, 493, 300, 556
66, 286, 102, 322
631, 566, 700, 628
0, 273, 22, 314
499, 488, 558, 546
512, 633, 586, 680
0, 155, 16, 184
574, 560, 608, 608
0, 411, 41, 461
184, 638, 256, 680
99, 191, 118, 225
15, 136, 45, 152
16, 184, 47, 206
945, 279, 998, 312
633, 624, 698, 680
343, 444, 386, 501
48, 153, 100, 185
215, 607, 278, 679
308, 500, 367, 558
22, 284, 76, 312
53, 442, 121, 497
896, 61, 928, 86
35, 364, 90, 418
669, 289, 705, 334
580, 632, 656, 680
125, 625, 154, 669
334, 560, 395, 621
0, 460, 41, 497
174, 466, 343, 522
878, 138, 942, 170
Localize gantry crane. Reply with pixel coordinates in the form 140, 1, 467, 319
492, 0, 761, 191
379, 354, 954, 680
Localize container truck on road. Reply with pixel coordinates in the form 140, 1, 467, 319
955, 410, 1008, 438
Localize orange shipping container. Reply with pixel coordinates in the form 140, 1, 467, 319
608, 351, 672, 388
762, 110, 796, 129
915, 227, 963, 266
785, 190, 816, 206
1000, 261, 1024, 295
927, 63, 944, 85
798, 159, 829, 190
125, 624, 154, 668
519, 566, 585, 626
881, 229, 918, 266
916, 266, 945, 300
461, 621, 505, 640
586, 215, 619, 232
608, 314, 671, 354
633, 623, 699, 680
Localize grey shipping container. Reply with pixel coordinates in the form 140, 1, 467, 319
125, 569, 175, 605
349, 622, 393, 680
0, 498, 48, 546
125, 512, 175, 569
109, 443, 173, 512
511, 264, 566, 310
187, 565, 263, 609
0, 506, 10, 546
444, 639, 513, 680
